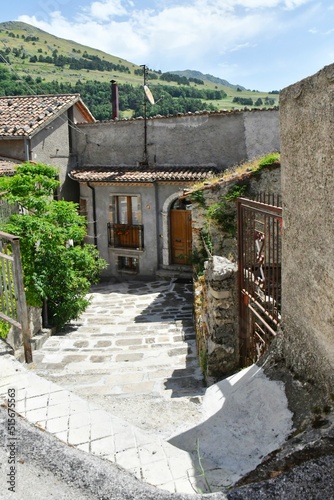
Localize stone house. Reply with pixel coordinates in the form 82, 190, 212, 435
0, 97, 280, 280
0, 94, 95, 200
70, 109, 280, 279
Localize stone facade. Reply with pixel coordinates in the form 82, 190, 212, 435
0, 95, 95, 202
279, 63, 334, 399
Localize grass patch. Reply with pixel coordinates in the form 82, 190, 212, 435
0, 320, 10, 339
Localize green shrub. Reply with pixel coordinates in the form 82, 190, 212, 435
205, 183, 247, 236
0, 163, 107, 329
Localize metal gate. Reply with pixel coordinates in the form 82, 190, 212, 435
237, 195, 282, 366
0, 231, 32, 363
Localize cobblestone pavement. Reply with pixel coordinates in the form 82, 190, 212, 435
1, 279, 221, 495
31, 279, 206, 437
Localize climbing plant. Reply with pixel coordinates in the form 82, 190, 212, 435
205, 183, 247, 236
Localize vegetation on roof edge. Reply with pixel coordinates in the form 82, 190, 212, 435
187, 152, 280, 194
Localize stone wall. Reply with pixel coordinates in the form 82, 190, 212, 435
73, 109, 279, 169
191, 163, 281, 261
192, 163, 281, 383
196, 256, 238, 385
279, 63, 334, 399
5, 306, 42, 351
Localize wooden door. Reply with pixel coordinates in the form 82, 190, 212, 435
170, 210, 192, 265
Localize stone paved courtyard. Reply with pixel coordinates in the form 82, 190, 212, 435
29, 278, 206, 438
1, 278, 295, 495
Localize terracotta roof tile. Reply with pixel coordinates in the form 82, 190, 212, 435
69, 166, 218, 183
0, 94, 94, 137
75, 106, 278, 126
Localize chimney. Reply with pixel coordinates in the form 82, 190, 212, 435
111, 80, 119, 120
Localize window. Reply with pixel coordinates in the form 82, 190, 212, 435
79, 198, 88, 233
114, 196, 141, 225
117, 256, 139, 273
109, 195, 142, 225
108, 195, 144, 249
79, 198, 88, 218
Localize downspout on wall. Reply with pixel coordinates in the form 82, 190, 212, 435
24, 137, 31, 161
87, 182, 98, 247
154, 182, 160, 272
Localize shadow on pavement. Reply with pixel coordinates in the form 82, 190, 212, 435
168, 364, 294, 491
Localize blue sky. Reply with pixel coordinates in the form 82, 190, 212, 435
1, 0, 334, 91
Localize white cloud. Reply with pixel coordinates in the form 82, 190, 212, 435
283, 0, 311, 9
86, 0, 128, 20
18, 11, 147, 60
16, 0, 318, 88
201, 0, 310, 9
18, 2, 276, 66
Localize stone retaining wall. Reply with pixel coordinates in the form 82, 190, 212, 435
192, 164, 281, 384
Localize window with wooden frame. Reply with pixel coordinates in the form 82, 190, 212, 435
108, 195, 144, 249
79, 198, 88, 218
117, 256, 139, 273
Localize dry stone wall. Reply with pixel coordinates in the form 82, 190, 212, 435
192, 164, 281, 384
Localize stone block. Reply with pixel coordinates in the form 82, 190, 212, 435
208, 287, 231, 300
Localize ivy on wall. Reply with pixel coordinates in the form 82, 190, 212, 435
205, 183, 247, 236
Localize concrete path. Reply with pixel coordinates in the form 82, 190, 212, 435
0, 279, 294, 496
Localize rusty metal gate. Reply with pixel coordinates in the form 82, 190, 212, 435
237, 194, 282, 366
0, 231, 32, 363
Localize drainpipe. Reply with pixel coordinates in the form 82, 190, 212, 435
154, 181, 160, 272
24, 137, 31, 161
111, 80, 119, 120
87, 182, 98, 247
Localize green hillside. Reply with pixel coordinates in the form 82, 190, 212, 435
0, 21, 279, 118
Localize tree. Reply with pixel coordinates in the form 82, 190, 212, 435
0, 163, 107, 329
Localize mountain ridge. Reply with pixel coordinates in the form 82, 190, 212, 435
0, 21, 245, 90
0, 21, 278, 118
169, 69, 246, 91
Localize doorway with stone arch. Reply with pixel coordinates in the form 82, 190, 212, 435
170, 197, 193, 265
161, 193, 193, 268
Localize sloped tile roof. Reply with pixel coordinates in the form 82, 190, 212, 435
69, 166, 218, 183
0, 94, 94, 137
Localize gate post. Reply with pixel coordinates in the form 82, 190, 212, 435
237, 200, 250, 366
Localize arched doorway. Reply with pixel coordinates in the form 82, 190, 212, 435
169, 198, 192, 265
